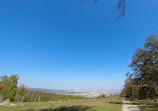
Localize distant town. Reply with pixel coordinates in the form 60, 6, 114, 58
29, 88, 121, 98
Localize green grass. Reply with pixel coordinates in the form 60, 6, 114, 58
131, 100, 158, 111
0, 97, 123, 111
137, 102, 158, 111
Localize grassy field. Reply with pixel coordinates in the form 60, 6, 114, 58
0, 97, 123, 111
131, 101, 158, 111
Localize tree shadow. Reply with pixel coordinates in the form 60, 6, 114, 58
107, 101, 123, 104
138, 104, 158, 110
132, 102, 158, 110
21, 105, 91, 111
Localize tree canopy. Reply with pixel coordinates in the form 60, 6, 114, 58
0, 74, 19, 101
122, 34, 158, 99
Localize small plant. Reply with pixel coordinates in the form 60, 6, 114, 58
97, 94, 106, 99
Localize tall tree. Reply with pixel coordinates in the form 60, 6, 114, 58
129, 34, 158, 99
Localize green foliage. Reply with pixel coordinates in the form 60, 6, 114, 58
18, 84, 26, 96
122, 33, 158, 99
97, 94, 106, 99
0, 74, 84, 102
0, 74, 19, 101
16, 89, 85, 102
121, 78, 139, 99
31, 90, 85, 102
22, 90, 40, 102
138, 86, 158, 99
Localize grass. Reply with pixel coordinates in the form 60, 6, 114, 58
131, 100, 158, 111
136, 102, 158, 111
0, 96, 123, 111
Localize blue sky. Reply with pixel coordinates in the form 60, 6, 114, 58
0, 0, 158, 90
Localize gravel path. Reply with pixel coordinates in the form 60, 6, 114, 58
122, 100, 140, 111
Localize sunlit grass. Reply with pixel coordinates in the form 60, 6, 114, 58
0, 97, 123, 111
131, 101, 158, 111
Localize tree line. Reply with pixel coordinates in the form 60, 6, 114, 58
121, 33, 158, 100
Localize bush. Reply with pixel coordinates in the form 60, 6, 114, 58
97, 94, 106, 99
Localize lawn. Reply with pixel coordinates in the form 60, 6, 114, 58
0, 97, 123, 111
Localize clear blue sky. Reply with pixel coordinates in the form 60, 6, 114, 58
0, 0, 158, 90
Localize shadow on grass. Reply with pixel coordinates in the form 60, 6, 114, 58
107, 102, 123, 104
132, 102, 158, 110
21, 105, 91, 111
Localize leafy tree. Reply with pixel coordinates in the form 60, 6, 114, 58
18, 84, 26, 96
0, 74, 19, 101
129, 34, 158, 99
121, 78, 139, 99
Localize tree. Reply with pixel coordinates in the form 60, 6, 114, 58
129, 34, 158, 99
18, 84, 26, 96
121, 78, 139, 99
116, 0, 125, 20
0, 82, 5, 91
0, 74, 19, 101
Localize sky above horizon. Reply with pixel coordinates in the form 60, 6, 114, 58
0, 0, 158, 90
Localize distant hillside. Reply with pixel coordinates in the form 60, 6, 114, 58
27, 88, 120, 98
